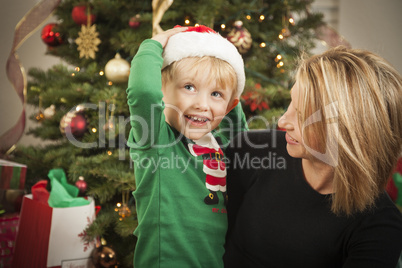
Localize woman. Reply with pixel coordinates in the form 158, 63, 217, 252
224, 46, 402, 267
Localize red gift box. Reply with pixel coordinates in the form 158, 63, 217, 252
0, 160, 27, 190
0, 213, 20, 268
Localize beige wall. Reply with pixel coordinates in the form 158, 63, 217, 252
1, 0, 402, 147
339, 0, 402, 73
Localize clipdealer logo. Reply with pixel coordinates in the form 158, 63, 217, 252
301, 102, 339, 167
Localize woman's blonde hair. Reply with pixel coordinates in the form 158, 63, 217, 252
296, 46, 402, 215
161, 56, 238, 99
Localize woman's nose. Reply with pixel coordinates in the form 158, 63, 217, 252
278, 113, 291, 130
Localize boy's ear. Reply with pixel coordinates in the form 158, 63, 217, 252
226, 98, 239, 114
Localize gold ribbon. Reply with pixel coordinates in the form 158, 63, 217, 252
152, 0, 174, 36
1, 0, 61, 156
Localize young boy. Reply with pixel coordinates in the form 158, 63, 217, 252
126, 25, 248, 267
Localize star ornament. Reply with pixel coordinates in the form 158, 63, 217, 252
75, 24, 101, 59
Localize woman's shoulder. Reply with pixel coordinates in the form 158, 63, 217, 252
368, 192, 402, 220
354, 192, 402, 238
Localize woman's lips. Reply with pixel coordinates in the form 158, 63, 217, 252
285, 132, 299, 145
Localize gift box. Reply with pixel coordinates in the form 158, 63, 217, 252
12, 194, 96, 268
0, 159, 27, 190
0, 213, 20, 268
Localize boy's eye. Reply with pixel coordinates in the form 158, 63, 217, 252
184, 84, 195, 92
211, 91, 222, 98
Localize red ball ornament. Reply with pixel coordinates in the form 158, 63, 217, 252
72, 5, 96, 25
129, 14, 141, 29
226, 21, 253, 54
75, 176, 88, 195
60, 109, 88, 138
41, 23, 63, 47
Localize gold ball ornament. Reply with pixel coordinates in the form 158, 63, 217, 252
44, 104, 56, 119
226, 21, 253, 54
104, 53, 130, 83
90, 245, 118, 268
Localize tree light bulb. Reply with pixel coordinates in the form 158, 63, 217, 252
289, 18, 295, 25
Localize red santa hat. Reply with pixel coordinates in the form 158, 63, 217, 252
162, 25, 245, 97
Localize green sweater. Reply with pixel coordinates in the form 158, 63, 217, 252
126, 39, 248, 267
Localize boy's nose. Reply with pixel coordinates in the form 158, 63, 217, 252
194, 94, 209, 111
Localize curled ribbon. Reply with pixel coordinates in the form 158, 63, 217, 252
1, 0, 61, 156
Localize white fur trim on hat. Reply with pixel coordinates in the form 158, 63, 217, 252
162, 31, 245, 96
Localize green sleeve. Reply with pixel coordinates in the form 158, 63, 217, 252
217, 102, 249, 147
126, 39, 164, 148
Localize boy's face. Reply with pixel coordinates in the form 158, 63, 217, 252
162, 60, 238, 141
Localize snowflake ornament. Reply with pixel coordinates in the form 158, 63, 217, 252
75, 24, 101, 59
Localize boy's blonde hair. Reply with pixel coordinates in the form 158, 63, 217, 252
162, 56, 238, 100
296, 46, 402, 215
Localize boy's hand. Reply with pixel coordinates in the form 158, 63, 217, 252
151, 27, 188, 48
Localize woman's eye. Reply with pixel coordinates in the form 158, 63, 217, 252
212, 91, 222, 98
184, 84, 195, 92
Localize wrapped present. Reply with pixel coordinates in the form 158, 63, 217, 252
0, 213, 20, 268
12, 169, 96, 268
0, 159, 27, 190
12, 195, 95, 267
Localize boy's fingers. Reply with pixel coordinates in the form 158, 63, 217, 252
166, 27, 188, 36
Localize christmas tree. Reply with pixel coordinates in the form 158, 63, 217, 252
8, 0, 323, 266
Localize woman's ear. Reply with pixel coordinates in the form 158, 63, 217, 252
226, 98, 239, 114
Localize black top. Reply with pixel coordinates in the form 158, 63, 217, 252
224, 130, 402, 268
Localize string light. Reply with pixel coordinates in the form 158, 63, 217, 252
259, 42, 266, 48
289, 17, 295, 25
275, 54, 282, 62
184, 17, 190, 25
276, 61, 284, 68
221, 24, 226, 30
194, 23, 200, 27
92, 128, 97, 133
71, 73, 76, 77
259, 15, 265, 21
108, 81, 113, 86
99, 70, 104, 76
278, 34, 284, 40
246, 15, 251, 20
75, 67, 80, 72
107, 150, 112, 155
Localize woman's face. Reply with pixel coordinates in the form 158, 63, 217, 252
278, 83, 310, 159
